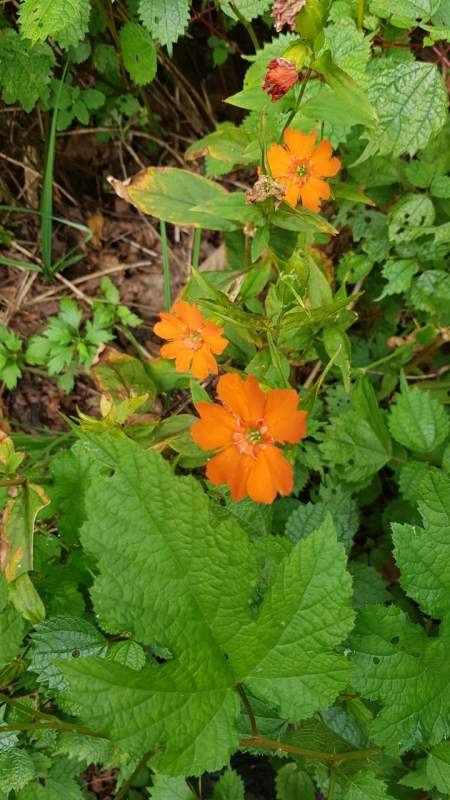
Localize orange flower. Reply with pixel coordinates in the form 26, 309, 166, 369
154, 300, 228, 380
267, 128, 340, 213
191, 373, 308, 504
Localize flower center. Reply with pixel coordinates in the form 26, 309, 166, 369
233, 419, 273, 458
285, 156, 311, 187
183, 330, 203, 351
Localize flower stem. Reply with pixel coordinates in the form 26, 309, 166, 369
193, 228, 202, 269
229, 2, 260, 51
283, 68, 312, 133
160, 220, 172, 311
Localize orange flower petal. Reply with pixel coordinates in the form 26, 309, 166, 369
191, 347, 217, 380
284, 182, 301, 208
312, 140, 341, 177
192, 402, 235, 449
202, 323, 228, 355
206, 446, 251, 501
154, 314, 186, 340
283, 128, 317, 159
216, 373, 265, 422
268, 143, 292, 178
264, 389, 308, 444
172, 299, 204, 329
300, 176, 330, 212
160, 340, 186, 360
246, 445, 293, 503
172, 347, 193, 373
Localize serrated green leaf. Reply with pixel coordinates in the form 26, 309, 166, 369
219, 0, 271, 20
319, 411, 392, 482
410, 270, 450, 323
29, 615, 107, 690
55, 731, 112, 767
342, 770, 395, 799
285, 489, 358, 551
378, 259, 419, 299
19, 0, 91, 48
0, 748, 35, 793
348, 562, 389, 608
393, 470, 450, 617
427, 741, 450, 793
48, 443, 97, 547
388, 379, 449, 453
148, 774, 195, 799
323, 18, 371, 85
58, 434, 353, 776
367, 60, 447, 157
212, 768, 245, 800
120, 21, 157, 86
350, 602, 450, 753
276, 763, 315, 800
388, 194, 435, 243
370, 0, 441, 26
0, 29, 55, 112
139, 0, 189, 51
107, 640, 146, 671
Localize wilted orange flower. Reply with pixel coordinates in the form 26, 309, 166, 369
267, 128, 340, 213
191, 373, 308, 504
263, 58, 299, 101
154, 300, 228, 380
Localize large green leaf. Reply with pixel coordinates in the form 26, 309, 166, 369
0, 29, 55, 112
139, 0, 189, 51
351, 471, 450, 752
388, 377, 449, 454
370, 0, 442, 26
59, 434, 354, 776
367, 60, 447, 157
119, 21, 157, 86
110, 167, 236, 230
18, 0, 90, 48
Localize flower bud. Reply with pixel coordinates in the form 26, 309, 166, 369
282, 41, 310, 71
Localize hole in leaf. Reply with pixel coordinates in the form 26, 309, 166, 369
71, 649, 81, 658
390, 636, 400, 645
373, 657, 380, 665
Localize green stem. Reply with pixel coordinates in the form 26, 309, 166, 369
357, 0, 365, 30
229, 2, 260, 51
115, 748, 159, 799
0, 721, 107, 737
41, 60, 69, 282
160, 221, 172, 310
239, 735, 382, 764
192, 228, 202, 269
237, 684, 258, 738
328, 768, 337, 800
283, 68, 312, 133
